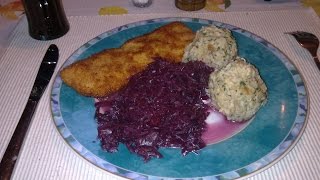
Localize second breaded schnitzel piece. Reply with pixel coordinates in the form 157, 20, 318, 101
60, 22, 195, 97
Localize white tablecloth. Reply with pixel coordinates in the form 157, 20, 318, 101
1, 7, 320, 180
0, 0, 305, 60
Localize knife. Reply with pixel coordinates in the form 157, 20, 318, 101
0, 44, 59, 180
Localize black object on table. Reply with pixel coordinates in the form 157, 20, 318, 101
21, 0, 69, 40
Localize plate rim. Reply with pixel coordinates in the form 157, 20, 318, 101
50, 17, 309, 180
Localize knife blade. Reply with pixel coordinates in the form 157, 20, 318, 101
0, 44, 59, 179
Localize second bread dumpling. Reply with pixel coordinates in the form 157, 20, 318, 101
208, 58, 267, 122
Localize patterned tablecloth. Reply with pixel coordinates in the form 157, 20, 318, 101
0, 0, 316, 59
0, 7, 320, 179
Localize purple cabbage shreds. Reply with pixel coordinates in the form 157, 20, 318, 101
95, 58, 214, 162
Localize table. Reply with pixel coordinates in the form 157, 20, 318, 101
0, 0, 310, 59
1, 1, 320, 180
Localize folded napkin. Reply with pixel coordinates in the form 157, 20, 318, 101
1, 8, 320, 180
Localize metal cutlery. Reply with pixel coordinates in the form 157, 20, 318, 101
286, 31, 320, 71
0, 44, 59, 180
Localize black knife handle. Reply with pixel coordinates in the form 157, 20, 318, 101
314, 56, 320, 72
0, 100, 38, 180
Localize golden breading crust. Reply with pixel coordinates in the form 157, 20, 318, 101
60, 22, 195, 97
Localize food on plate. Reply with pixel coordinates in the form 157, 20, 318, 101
60, 21, 269, 161
208, 58, 267, 122
182, 25, 237, 69
60, 22, 195, 97
95, 58, 214, 161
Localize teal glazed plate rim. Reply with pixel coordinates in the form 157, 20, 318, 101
51, 17, 308, 179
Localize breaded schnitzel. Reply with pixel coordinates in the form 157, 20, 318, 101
60, 22, 195, 97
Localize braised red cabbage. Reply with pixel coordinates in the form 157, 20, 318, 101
95, 58, 214, 161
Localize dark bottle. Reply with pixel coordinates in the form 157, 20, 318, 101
22, 0, 69, 40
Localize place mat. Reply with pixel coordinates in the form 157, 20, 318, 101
0, 0, 305, 62
1, 8, 320, 180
